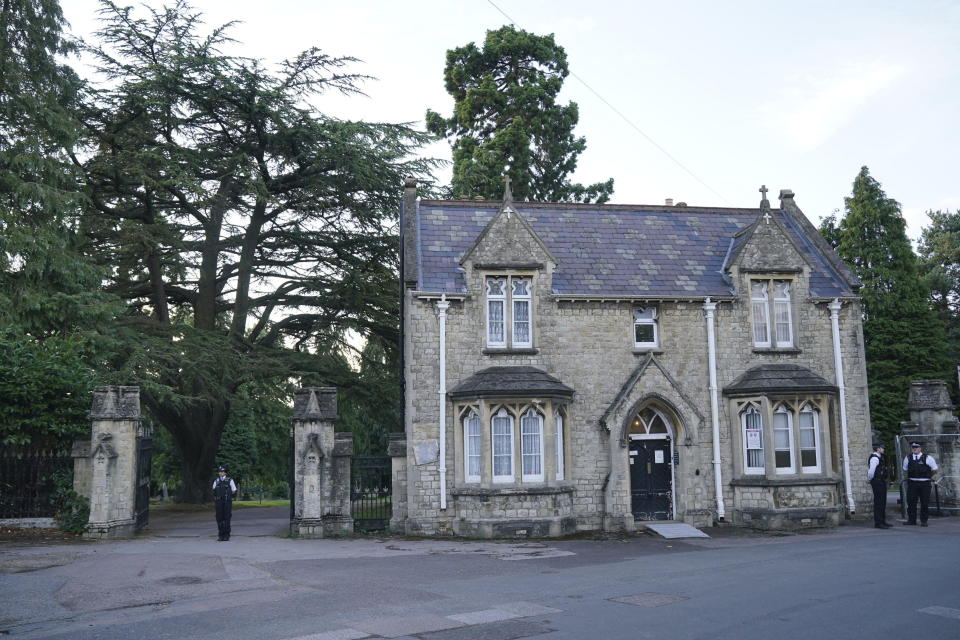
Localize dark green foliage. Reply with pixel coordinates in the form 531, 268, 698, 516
338, 337, 401, 455
426, 25, 613, 203
817, 213, 841, 250
0, 0, 117, 339
74, 1, 435, 500
918, 209, 960, 393
0, 331, 94, 447
832, 167, 950, 443
215, 380, 293, 494
51, 469, 90, 534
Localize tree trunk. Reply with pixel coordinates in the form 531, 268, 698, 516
146, 394, 230, 503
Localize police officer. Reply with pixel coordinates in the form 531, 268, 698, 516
902, 442, 938, 527
867, 442, 891, 528
212, 465, 237, 541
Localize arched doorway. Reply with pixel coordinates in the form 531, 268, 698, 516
628, 405, 676, 520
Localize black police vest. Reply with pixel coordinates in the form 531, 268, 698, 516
869, 453, 888, 482
907, 454, 932, 479
214, 477, 234, 500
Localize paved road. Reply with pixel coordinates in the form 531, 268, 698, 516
1, 506, 959, 640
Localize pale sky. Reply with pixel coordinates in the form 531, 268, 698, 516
58, 0, 960, 239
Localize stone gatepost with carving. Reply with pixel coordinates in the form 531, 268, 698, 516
899, 380, 960, 509
75, 386, 142, 539
291, 387, 354, 537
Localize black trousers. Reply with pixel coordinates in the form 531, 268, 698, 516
870, 479, 887, 525
906, 480, 931, 524
215, 499, 233, 539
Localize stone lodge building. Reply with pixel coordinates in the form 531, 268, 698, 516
397, 180, 873, 536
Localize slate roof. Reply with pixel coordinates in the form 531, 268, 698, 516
448, 366, 575, 400
722, 364, 837, 395
414, 200, 857, 298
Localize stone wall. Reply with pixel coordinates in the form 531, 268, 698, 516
402, 204, 872, 536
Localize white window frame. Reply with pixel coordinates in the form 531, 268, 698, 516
555, 411, 565, 481
463, 410, 481, 483
485, 275, 533, 349
751, 279, 794, 348
772, 404, 795, 474
520, 408, 544, 482
773, 281, 794, 347
633, 306, 659, 348
751, 281, 771, 347
798, 403, 822, 473
512, 277, 532, 348
485, 277, 507, 348
491, 407, 515, 483
741, 403, 765, 474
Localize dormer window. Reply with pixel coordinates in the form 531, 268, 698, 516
750, 280, 793, 348
633, 307, 659, 348
486, 275, 533, 349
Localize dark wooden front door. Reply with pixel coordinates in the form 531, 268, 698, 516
629, 438, 672, 520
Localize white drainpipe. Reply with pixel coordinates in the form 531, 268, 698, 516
703, 298, 726, 520
436, 294, 449, 510
829, 298, 855, 514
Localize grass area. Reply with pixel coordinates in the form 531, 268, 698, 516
150, 499, 289, 511
234, 499, 289, 508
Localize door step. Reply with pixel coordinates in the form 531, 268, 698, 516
643, 522, 710, 539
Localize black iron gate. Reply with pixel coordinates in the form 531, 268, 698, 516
351, 456, 391, 531
135, 427, 153, 530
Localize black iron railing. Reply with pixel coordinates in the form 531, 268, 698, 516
0, 448, 72, 518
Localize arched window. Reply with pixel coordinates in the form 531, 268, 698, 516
630, 405, 671, 436
773, 404, 795, 473
520, 408, 544, 482
741, 404, 764, 474
463, 410, 481, 483
491, 408, 514, 483
799, 404, 821, 473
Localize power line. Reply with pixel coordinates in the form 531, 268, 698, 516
485, 0, 732, 205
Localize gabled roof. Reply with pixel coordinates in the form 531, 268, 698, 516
414, 199, 857, 298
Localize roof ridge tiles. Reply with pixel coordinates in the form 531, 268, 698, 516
420, 199, 771, 214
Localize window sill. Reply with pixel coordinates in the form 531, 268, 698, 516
632, 348, 663, 355
751, 347, 802, 355
730, 475, 841, 487
451, 484, 574, 497
482, 348, 539, 355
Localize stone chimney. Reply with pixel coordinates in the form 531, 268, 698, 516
665, 198, 673, 207
401, 178, 418, 289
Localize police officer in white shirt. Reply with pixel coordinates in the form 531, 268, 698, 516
212, 465, 237, 541
902, 442, 938, 526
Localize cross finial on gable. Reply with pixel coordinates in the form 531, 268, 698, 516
503, 174, 513, 207
759, 184, 771, 223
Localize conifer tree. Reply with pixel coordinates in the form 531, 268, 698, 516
918, 209, 960, 390
426, 25, 613, 203
74, 1, 435, 500
834, 167, 950, 443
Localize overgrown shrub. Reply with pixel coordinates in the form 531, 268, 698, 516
51, 469, 89, 534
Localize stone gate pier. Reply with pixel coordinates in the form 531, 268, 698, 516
899, 380, 960, 510
290, 387, 354, 537
72, 386, 144, 539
